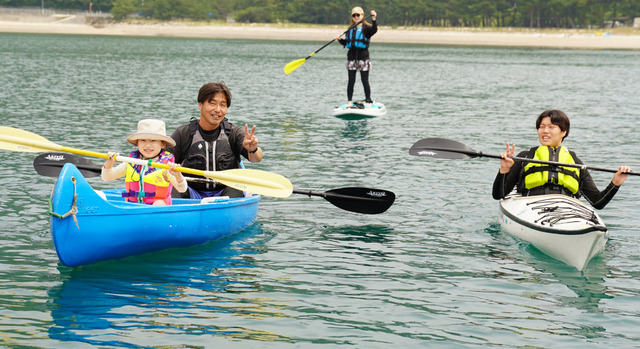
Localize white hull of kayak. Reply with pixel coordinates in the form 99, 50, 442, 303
332, 102, 387, 120
499, 194, 608, 271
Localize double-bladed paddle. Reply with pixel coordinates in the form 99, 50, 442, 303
284, 16, 370, 74
409, 137, 639, 176
292, 188, 395, 214
33, 152, 102, 178
32, 152, 395, 214
0, 126, 293, 198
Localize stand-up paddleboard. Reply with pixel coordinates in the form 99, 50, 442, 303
332, 101, 387, 120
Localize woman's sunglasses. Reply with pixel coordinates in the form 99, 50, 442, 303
352, 13, 362, 18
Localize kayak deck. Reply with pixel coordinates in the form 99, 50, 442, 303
499, 193, 607, 270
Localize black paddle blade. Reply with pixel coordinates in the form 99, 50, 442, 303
33, 152, 102, 178
324, 187, 395, 214
409, 138, 480, 159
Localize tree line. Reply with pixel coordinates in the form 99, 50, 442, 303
3, 0, 639, 28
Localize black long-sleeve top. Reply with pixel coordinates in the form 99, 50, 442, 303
492, 149, 620, 209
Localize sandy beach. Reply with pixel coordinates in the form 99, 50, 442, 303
2, 12, 640, 50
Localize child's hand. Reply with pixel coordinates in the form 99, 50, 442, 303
104, 152, 119, 169
166, 163, 185, 183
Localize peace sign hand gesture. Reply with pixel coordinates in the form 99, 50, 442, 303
499, 142, 515, 174
243, 124, 262, 162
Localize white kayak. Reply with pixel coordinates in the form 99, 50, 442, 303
499, 193, 608, 271
332, 101, 387, 120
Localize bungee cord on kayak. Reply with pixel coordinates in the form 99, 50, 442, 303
528, 196, 603, 228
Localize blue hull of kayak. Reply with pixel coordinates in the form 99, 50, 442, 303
50, 163, 260, 267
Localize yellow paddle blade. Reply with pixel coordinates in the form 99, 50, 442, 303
203, 168, 293, 198
0, 127, 63, 152
284, 58, 307, 74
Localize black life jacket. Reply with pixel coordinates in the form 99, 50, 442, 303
181, 118, 240, 191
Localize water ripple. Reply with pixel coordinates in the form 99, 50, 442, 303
1, 33, 640, 347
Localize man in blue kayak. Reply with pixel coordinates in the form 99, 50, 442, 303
492, 109, 631, 209
166, 81, 262, 199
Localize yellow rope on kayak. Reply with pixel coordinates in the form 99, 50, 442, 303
48, 176, 79, 228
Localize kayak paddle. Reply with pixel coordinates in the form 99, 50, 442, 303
0, 126, 294, 198
32, 152, 395, 214
188, 178, 395, 214
409, 137, 639, 176
292, 188, 395, 214
284, 15, 370, 74
33, 152, 102, 178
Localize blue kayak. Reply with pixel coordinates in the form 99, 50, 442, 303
50, 163, 260, 267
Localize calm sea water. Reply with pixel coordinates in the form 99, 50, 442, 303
1, 32, 640, 348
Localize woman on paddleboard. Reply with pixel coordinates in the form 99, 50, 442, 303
337, 6, 378, 108
492, 109, 631, 209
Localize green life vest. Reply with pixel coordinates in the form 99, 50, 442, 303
523, 146, 580, 194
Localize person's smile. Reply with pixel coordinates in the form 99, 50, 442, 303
537, 117, 566, 148
141, 147, 156, 156
199, 92, 228, 130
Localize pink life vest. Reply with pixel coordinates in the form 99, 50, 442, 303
122, 150, 175, 205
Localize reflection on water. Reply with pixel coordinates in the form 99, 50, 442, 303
47, 224, 292, 346
320, 224, 394, 244
340, 120, 370, 140
2, 34, 640, 347
484, 223, 611, 315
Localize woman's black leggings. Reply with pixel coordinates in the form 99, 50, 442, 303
347, 70, 371, 103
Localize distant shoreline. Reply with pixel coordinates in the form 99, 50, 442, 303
2, 13, 640, 50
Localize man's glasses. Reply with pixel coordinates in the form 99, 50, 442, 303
352, 13, 362, 18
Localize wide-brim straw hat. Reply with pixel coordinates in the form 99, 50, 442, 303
351, 6, 364, 15
126, 119, 176, 147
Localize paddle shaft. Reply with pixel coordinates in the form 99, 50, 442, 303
33, 154, 267, 184
31, 154, 393, 214
1, 132, 293, 197
458, 148, 637, 176
304, 16, 370, 59
415, 142, 638, 176
292, 189, 390, 202
3, 134, 208, 176
40, 168, 389, 204
57, 143, 235, 181
284, 16, 371, 74
34, 158, 395, 202
35, 164, 390, 201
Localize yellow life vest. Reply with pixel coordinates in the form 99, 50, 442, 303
523, 146, 580, 194
124, 164, 173, 204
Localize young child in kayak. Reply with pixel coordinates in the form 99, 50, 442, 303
492, 109, 631, 209
101, 119, 187, 205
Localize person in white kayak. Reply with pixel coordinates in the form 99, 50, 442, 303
492, 109, 631, 209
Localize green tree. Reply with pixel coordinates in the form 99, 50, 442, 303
111, 0, 137, 20
7, 0, 640, 27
